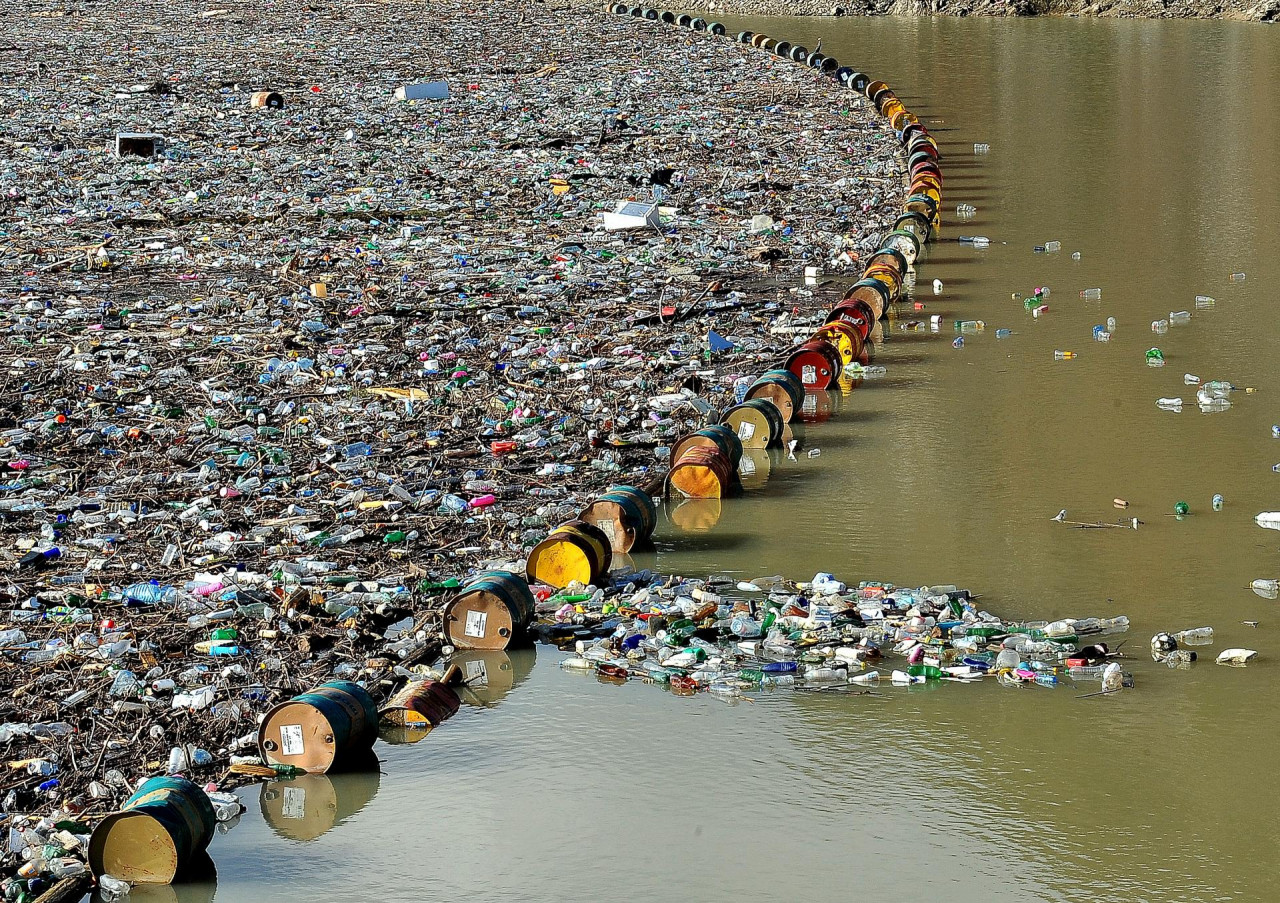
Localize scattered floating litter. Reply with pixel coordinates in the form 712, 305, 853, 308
1251, 579, 1280, 599
1044, 240, 1061, 252
1157, 398, 1183, 411
1216, 648, 1258, 665
1054, 350, 1076, 360
1071, 251, 1082, 260
1195, 295, 1215, 309
1255, 512, 1280, 531
1146, 347, 1165, 367
933, 278, 943, 293
1229, 272, 1246, 282
995, 328, 1012, 338
1080, 288, 1102, 300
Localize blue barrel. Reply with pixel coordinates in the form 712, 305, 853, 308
258, 680, 379, 774
89, 776, 215, 884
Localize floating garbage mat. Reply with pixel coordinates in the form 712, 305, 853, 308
544, 573, 1136, 695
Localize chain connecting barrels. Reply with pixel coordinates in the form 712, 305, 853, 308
526, 521, 613, 590
89, 776, 216, 885
579, 484, 658, 552
444, 569, 538, 647
258, 680, 380, 774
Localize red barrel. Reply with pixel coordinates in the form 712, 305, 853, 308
785, 338, 842, 390
826, 299, 876, 341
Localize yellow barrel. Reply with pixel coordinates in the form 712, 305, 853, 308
526, 520, 613, 589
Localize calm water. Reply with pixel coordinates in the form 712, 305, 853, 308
134, 17, 1280, 903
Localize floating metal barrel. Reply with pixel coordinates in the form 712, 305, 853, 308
785, 337, 843, 390
526, 520, 613, 590
444, 570, 537, 648
579, 485, 658, 552
668, 445, 735, 499
745, 368, 805, 423
719, 398, 785, 449
258, 680, 379, 774
89, 776, 216, 885
671, 424, 743, 470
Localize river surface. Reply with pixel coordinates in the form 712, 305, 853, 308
123, 16, 1280, 903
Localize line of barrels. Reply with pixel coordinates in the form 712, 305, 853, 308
84, 14, 943, 890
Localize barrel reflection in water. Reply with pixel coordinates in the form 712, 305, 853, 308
258, 771, 382, 843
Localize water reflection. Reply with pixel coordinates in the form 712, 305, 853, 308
450, 647, 536, 708
258, 771, 382, 843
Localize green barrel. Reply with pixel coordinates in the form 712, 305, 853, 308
581, 485, 658, 552
444, 570, 536, 649
885, 228, 922, 264
89, 776, 216, 885
258, 680, 379, 774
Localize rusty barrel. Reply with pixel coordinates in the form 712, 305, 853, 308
668, 445, 735, 499
826, 299, 876, 341
671, 424, 743, 470
89, 776, 215, 885
745, 368, 805, 423
379, 672, 461, 730
579, 484, 657, 552
444, 569, 537, 648
861, 264, 904, 303
258, 680, 379, 775
719, 398, 785, 449
865, 246, 909, 279
785, 337, 842, 390
812, 320, 865, 368
844, 276, 894, 318
526, 520, 613, 590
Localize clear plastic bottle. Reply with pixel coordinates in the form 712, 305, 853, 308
1080, 288, 1102, 300
1175, 626, 1213, 644
1169, 310, 1191, 324
1151, 319, 1169, 334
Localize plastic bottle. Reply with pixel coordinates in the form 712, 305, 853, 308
1175, 626, 1213, 644
1230, 272, 1246, 282
1195, 295, 1215, 309
1212, 494, 1224, 511
1080, 288, 1102, 300
1184, 373, 1201, 385
1054, 350, 1076, 360
1044, 240, 1061, 252
1169, 310, 1191, 324
1146, 348, 1165, 366
1068, 664, 1109, 680
1151, 319, 1169, 334
1157, 398, 1183, 411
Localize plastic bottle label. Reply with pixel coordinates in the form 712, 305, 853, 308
280, 724, 304, 756
465, 610, 488, 638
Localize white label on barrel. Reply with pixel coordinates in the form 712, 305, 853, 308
597, 519, 617, 544
802, 365, 817, 384
280, 724, 304, 756
464, 659, 489, 686
465, 610, 488, 638
736, 421, 755, 440
282, 786, 305, 819
740, 456, 755, 475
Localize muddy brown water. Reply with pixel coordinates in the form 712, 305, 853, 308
121, 16, 1280, 903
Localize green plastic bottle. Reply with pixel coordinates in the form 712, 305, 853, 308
907, 664, 944, 680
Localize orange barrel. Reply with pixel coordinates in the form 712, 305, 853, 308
379, 673, 461, 730
886, 228, 922, 264
745, 368, 805, 422
257, 681, 379, 775
894, 210, 933, 242
785, 337, 842, 390
668, 496, 722, 532
579, 484, 657, 552
903, 192, 939, 221
668, 445, 735, 499
526, 521, 613, 590
911, 184, 942, 209
864, 79, 888, 101
881, 97, 905, 121
813, 320, 865, 367
719, 398, 785, 449
891, 109, 919, 131
443, 569, 537, 649
911, 174, 943, 197
826, 299, 876, 341
88, 776, 215, 885
861, 264, 904, 302
671, 424, 743, 470
737, 448, 773, 490
865, 247, 909, 278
